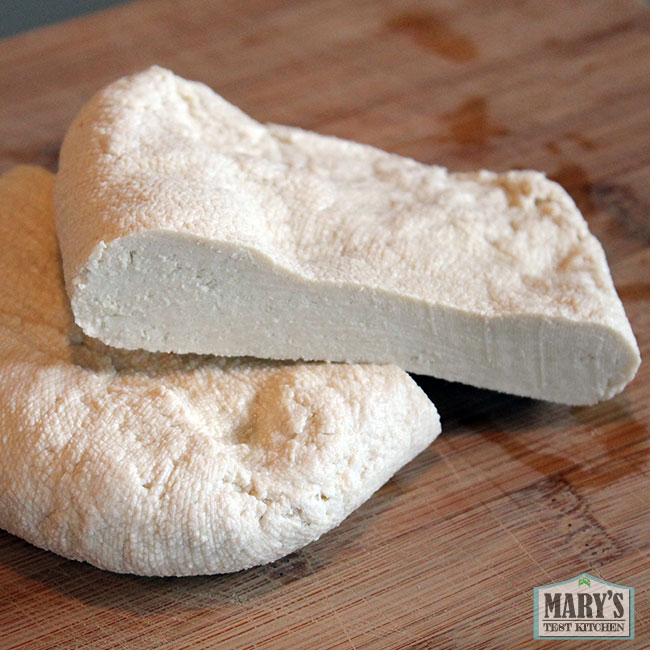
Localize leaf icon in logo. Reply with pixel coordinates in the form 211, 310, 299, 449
579, 576, 591, 587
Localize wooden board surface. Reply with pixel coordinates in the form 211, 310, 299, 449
1, 0, 649, 647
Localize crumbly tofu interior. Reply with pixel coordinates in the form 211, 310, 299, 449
55, 66, 640, 405
0, 166, 440, 576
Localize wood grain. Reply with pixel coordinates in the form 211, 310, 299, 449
1, 0, 649, 647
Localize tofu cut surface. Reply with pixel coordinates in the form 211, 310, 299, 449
55, 66, 640, 405
0, 166, 440, 576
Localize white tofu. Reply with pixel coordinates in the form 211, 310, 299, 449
0, 166, 440, 576
55, 66, 640, 405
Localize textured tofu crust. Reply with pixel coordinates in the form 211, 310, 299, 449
0, 166, 440, 576
55, 67, 640, 404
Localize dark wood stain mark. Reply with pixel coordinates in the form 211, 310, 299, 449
543, 36, 562, 49
550, 164, 649, 245
543, 17, 645, 53
545, 140, 561, 155
440, 96, 509, 147
241, 25, 281, 48
590, 182, 650, 246
546, 133, 598, 157
2, 143, 60, 172
565, 132, 598, 151
549, 161, 594, 213
386, 11, 478, 63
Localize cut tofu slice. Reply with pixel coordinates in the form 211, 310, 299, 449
55, 66, 640, 405
0, 166, 440, 576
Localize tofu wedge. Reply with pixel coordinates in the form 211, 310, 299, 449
55, 67, 640, 405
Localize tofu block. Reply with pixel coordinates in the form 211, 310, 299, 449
55, 67, 640, 405
0, 166, 440, 576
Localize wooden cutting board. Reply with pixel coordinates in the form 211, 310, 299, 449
1, 0, 649, 647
